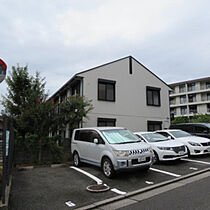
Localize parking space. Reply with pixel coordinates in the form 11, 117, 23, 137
9, 155, 210, 210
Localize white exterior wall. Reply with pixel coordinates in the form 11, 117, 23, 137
77, 57, 170, 132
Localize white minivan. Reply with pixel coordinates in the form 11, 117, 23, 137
71, 127, 153, 178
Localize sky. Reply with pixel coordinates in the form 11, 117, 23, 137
0, 0, 210, 111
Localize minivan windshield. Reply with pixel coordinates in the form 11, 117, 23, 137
170, 130, 191, 138
101, 129, 141, 144
141, 133, 169, 142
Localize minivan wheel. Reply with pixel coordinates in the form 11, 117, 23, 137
73, 152, 80, 167
102, 158, 115, 178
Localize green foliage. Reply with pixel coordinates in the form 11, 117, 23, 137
171, 116, 189, 124
58, 95, 94, 131
2, 65, 32, 117
15, 134, 63, 164
2, 65, 57, 163
171, 114, 210, 124
2, 65, 94, 164
2, 65, 50, 138
190, 114, 210, 123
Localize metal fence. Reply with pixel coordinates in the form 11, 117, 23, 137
1, 115, 14, 204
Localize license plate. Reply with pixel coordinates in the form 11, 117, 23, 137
138, 157, 146, 162
179, 151, 185, 155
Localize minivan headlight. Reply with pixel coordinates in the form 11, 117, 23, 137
188, 142, 201, 146
113, 150, 130, 157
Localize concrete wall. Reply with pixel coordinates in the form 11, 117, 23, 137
77, 57, 170, 132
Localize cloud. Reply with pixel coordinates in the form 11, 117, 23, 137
56, 0, 183, 46
1, 0, 210, 111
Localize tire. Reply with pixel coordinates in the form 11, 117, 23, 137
153, 151, 159, 164
186, 147, 191, 157
102, 158, 115, 178
73, 152, 80, 167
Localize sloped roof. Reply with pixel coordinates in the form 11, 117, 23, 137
50, 55, 171, 98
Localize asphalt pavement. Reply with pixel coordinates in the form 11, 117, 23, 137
8, 155, 210, 209
119, 173, 210, 210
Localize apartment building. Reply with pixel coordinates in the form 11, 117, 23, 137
169, 77, 210, 117
51, 56, 171, 138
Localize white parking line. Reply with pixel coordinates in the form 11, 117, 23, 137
65, 201, 76, 208
70, 166, 103, 185
189, 167, 198, 171
182, 158, 210, 165
145, 181, 154, 185
150, 167, 181, 177
70, 166, 127, 195
111, 188, 126, 195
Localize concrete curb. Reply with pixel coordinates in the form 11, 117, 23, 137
17, 165, 34, 171
16, 161, 73, 170
76, 167, 210, 210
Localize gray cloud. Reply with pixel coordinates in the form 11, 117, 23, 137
1, 0, 210, 111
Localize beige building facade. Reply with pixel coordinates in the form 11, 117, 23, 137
169, 77, 210, 118
51, 56, 171, 138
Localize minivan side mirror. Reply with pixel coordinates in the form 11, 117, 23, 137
93, 138, 99, 144
168, 136, 172, 140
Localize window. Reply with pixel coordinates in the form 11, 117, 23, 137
206, 82, 210, 89
71, 81, 80, 96
75, 130, 91, 142
179, 84, 186, 93
188, 94, 196, 103
187, 83, 195, 91
189, 105, 197, 114
91, 130, 105, 144
75, 130, 105, 144
146, 86, 161, 106
170, 108, 176, 115
98, 79, 116, 101
180, 95, 186, 104
169, 89, 175, 95
170, 97, 175, 105
181, 106, 187, 115
207, 104, 210, 112
97, 118, 116, 127
147, 121, 162, 131
157, 132, 174, 139
207, 93, 210, 101
195, 126, 208, 134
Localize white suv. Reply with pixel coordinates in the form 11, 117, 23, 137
71, 127, 153, 178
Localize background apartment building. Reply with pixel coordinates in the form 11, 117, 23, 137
169, 77, 210, 117
51, 56, 171, 138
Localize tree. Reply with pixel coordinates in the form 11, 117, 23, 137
2, 66, 49, 137
58, 95, 94, 137
2, 65, 94, 163
2, 65, 32, 118
2, 65, 56, 162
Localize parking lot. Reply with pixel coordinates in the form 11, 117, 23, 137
9, 155, 210, 210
